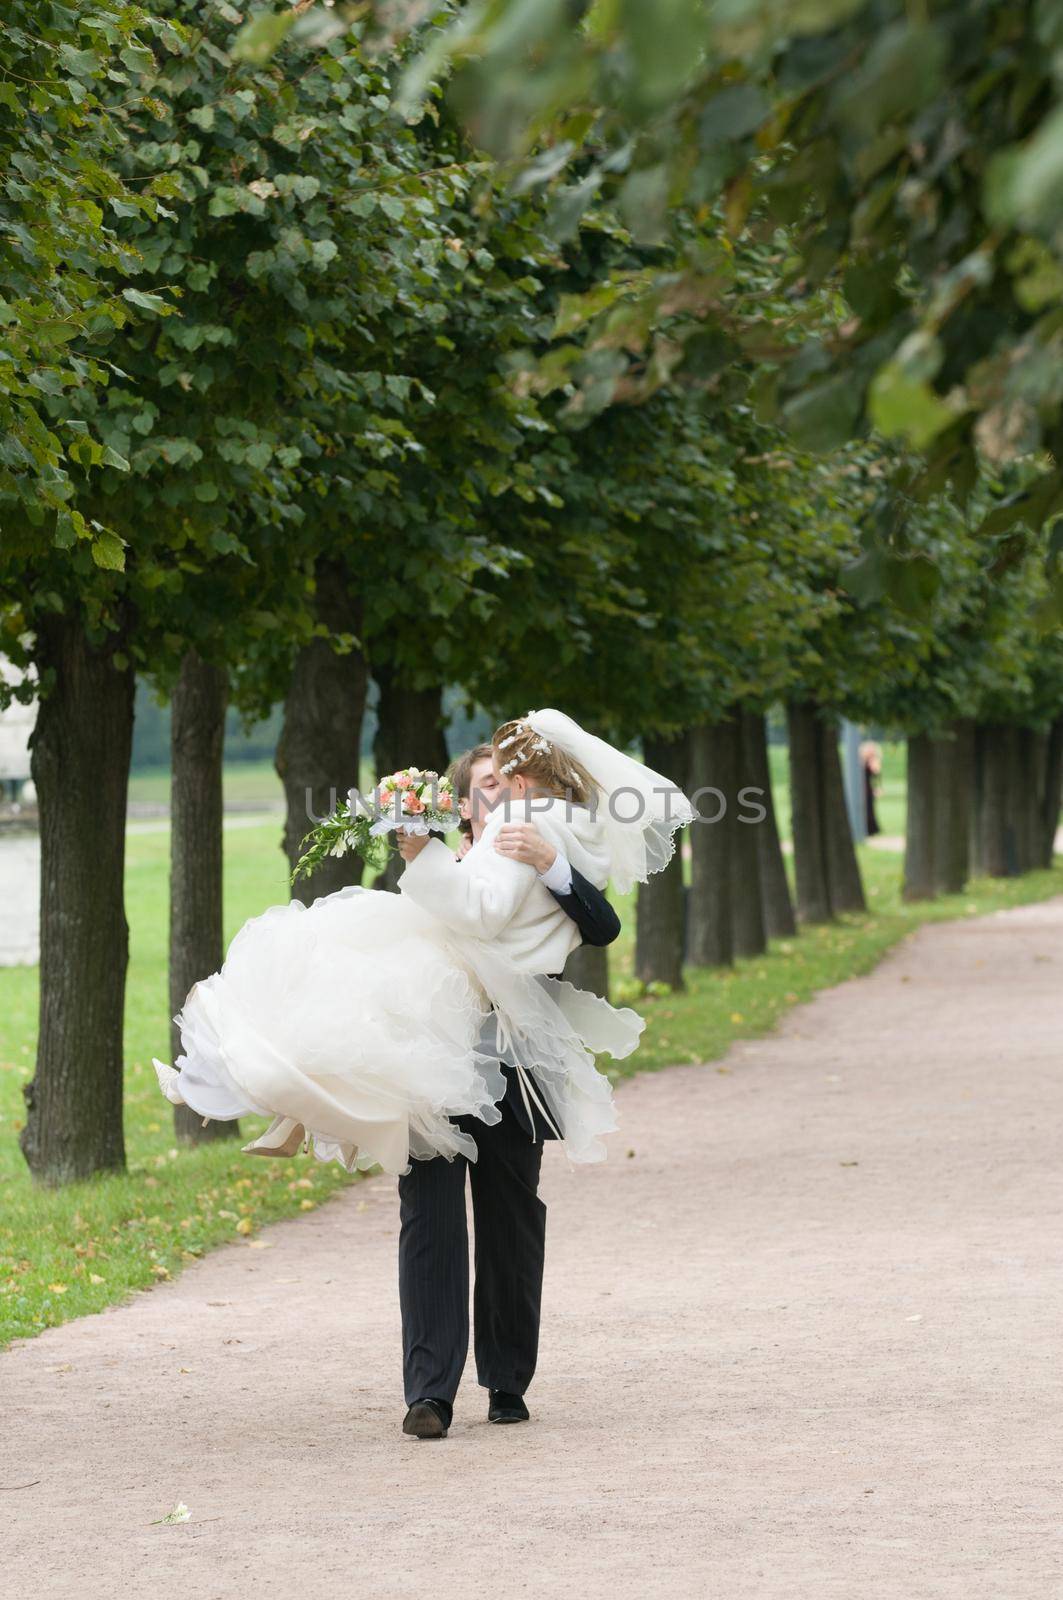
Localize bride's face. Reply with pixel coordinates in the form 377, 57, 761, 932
490, 751, 528, 802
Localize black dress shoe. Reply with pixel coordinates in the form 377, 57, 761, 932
488, 1389, 529, 1423
402, 1397, 452, 1438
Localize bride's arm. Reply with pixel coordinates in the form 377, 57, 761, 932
398, 815, 538, 939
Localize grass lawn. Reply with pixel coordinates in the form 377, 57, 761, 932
3, 768, 1060, 1352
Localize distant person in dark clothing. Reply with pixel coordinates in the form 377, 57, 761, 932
859, 739, 883, 836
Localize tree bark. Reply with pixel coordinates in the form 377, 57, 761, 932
21, 609, 135, 1185
972, 722, 1014, 876
818, 711, 866, 913
787, 701, 865, 921
276, 557, 369, 906
732, 709, 767, 957
931, 719, 972, 895
786, 701, 831, 924
371, 660, 450, 893
686, 720, 734, 967
563, 943, 609, 1001
742, 707, 796, 939
634, 731, 688, 988
1037, 713, 1063, 868
1012, 726, 1042, 874
903, 732, 936, 902
168, 649, 235, 1144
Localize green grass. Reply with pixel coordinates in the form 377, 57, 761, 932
130, 757, 287, 808
3, 778, 1061, 1352
128, 756, 379, 811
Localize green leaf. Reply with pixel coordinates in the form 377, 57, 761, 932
91, 531, 126, 571
121, 288, 171, 314
868, 367, 957, 450
231, 10, 295, 66
781, 375, 862, 452
119, 44, 157, 76
985, 105, 1063, 234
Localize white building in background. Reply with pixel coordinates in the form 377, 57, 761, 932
0, 656, 36, 795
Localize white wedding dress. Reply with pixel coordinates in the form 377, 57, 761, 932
153, 710, 693, 1178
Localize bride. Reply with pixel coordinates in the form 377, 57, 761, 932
153, 708, 694, 1177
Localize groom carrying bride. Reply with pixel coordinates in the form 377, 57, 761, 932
153, 706, 691, 1443
393, 740, 622, 1440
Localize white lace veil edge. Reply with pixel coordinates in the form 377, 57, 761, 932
523, 708, 695, 896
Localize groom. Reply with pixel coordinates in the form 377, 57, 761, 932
393, 741, 620, 1440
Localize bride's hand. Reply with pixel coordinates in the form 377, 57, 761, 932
493, 822, 556, 873
396, 831, 431, 862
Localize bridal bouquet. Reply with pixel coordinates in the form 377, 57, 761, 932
289, 768, 455, 885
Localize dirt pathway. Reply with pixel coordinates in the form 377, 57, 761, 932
4, 896, 1063, 1598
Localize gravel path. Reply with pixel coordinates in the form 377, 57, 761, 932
3, 895, 1063, 1597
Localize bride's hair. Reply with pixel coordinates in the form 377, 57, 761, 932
491, 717, 599, 805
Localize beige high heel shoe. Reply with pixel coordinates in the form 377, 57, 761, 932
241, 1115, 310, 1158
153, 1057, 187, 1107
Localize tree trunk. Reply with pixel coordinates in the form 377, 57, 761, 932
818, 712, 866, 913
371, 661, 450, 893
1037, 713, 1063, 868
686, 720, 734, 967
168, 649, 236, 1144
276, 557, 369, 906
742, 707, 796, 939
1012, 726, 1042, 874
563, 943, 609, 1001
786, 701, 832, 924
972, 722, 1014, 876
732, 709, 767, 957
634, 731, 687, 988
903, 732, 936, 901
21, 610, 135, 1185
931, 719, 972, 895
787, 702, 864, 921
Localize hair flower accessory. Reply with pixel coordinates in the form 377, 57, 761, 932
496, 713, 554, 774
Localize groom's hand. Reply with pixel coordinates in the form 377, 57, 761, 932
493, 822, 556, 873
396, 831, 431, 862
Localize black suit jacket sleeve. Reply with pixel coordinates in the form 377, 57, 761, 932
546, 864, 621, 947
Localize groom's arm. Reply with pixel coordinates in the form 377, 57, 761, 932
539, 852, 621, 947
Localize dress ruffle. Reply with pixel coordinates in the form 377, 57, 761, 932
157, 883, 643, 1177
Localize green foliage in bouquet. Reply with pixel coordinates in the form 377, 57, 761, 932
289, 800, 391, 886
289, 768, 456, 885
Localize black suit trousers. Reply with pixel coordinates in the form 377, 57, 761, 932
397, 1067, 549, 1405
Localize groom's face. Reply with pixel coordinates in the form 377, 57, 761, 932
463, 754, 502, 834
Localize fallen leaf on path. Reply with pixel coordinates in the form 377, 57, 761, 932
151, 1502, 191, 1526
